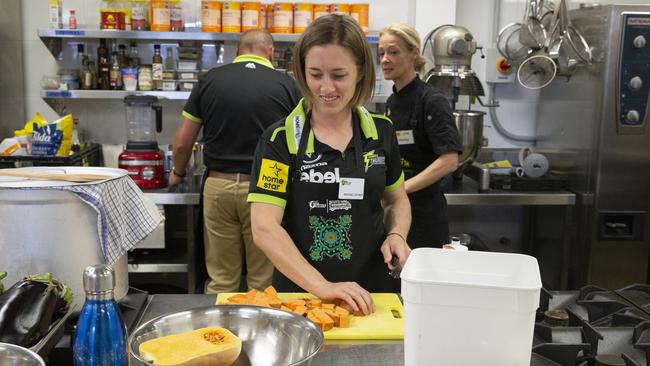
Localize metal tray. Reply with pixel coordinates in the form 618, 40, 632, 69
30, 304, 77, 356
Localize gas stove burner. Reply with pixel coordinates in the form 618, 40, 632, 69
544, 309, 570, 326
594, 354, 625, 366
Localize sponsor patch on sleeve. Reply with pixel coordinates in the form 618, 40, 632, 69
257, 158, 290, 193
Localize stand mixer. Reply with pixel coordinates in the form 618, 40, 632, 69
422, 25, 494, 178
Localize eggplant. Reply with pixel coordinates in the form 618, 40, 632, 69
0, 273, 72, 347
0, 272, 6, 294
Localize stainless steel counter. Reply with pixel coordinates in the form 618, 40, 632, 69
142, 177, 576, 207
131, 294, 404, 366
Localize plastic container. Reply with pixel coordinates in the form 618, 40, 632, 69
313, 4, 329, 20
201, 0, 222, 32
242, 1, 260, 31
150, 0, 171, 31
272, 2, 293, 33
401, 248, 541, 366
293, 3, 313, 33
222, 1, 242, 33
329, 3, 350, 15
350, 3, 368, 34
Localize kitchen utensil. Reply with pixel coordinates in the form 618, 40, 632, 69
519, 0, 547, 49
558, 0, 592, 64
389, 256, 402, 279
453, 110, 485, 176
497, 22, 533, 62
0, 167, 130, 307
401, 248, 541, 366
129, 305, 324, 366
216, 293, 405, 340
519, 147, 550, 178
517, 54, 557, 89
0, 169, 112, 183
0, 343, 46, 366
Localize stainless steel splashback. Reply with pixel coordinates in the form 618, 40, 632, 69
535, 5, 650, 289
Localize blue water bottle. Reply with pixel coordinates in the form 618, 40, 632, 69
73, 265, 128, 366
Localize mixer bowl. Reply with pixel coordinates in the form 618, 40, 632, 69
129, 305, 324, 366
453, 110, 485, 171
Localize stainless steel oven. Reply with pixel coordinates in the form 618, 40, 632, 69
535, 5, 650, 289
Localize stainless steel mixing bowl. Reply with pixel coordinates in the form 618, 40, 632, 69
0, 343, 46, 366
129, 305, 324, 366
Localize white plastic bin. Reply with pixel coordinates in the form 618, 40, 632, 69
401, 248, 541, 366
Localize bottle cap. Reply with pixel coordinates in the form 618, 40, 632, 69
83, 264, 115, 294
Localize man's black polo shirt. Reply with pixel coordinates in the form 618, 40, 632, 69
183, 54, 301, 174
247, 100, 404, 292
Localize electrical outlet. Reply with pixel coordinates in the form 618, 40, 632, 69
485, 48, 516, 83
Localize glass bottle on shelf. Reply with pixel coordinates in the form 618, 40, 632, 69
69, 10, 77, 29
170, 0, 183, 32
97, 39, 111, 90
73, 265, 128, 366
132, 0, 149, 30
164, 47, 175, 75
110, 51, 122, 90
152, 44, 163, 90
77, 44, 89, 89
117, 44, 128, 68
129, 41, 140, 68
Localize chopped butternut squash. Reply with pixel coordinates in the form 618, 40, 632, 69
221, 286, 363, 331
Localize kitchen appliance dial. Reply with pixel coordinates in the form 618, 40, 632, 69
633, 35, 646, 48
629, 76, 643, 91
626, 110, 640, 123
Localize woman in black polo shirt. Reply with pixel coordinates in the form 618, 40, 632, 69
379, 24, 462, 248
247, 15, 411, 315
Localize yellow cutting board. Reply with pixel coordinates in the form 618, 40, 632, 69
216, 292, 404, 340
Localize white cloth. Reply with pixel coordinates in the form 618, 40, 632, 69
42, 176, 163, 264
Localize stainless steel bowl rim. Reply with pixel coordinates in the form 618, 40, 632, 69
129, 304, 325, 366
453, 110, 487, 116
0, 342, 46, 365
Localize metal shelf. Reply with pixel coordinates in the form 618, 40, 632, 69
37, 28, 380, 43
41, 89, 389, 104
41, 90, 191, 100
128, 263, 189, 273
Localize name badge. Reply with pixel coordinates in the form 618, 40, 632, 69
396, 130, 415, 145
338, 177, 364, 200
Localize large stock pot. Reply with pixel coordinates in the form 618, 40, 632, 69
0, 167, 129, 307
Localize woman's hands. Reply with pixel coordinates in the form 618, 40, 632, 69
311, 280, 375, 315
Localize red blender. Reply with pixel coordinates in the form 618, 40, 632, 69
119, 95, 165, 189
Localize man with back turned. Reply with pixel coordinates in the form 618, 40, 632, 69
169, 29, 301, 293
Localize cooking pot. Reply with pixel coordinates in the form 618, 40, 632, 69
0, 167, 129, 308
453, 110, 485, 176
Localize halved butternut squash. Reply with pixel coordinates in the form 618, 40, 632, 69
139, 326, 242, 366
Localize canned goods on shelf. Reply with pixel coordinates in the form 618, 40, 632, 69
242, 1, 261, 31
201, 0, 222, 32
272, 2, 292, 33
293, 3, 313, 33
222, 1, 242, 33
